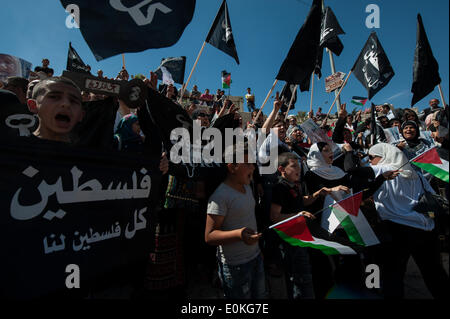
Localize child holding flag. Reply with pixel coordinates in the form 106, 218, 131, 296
270, 152, 342, 299
205, 143, 267, 299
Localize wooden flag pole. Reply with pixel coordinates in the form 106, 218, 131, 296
438, 84, 447, 107
325, 70, 352, 119
122, 54, 126, 69
284, 84, 299, 121
310, 72, 315, 113
252, 79, 278, 125
178, 41, 207, 104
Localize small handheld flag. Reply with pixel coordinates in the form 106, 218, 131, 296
222, 70, 231, 89
351, 96, 368, 107
271, 215, 356, 255
411, 147, 449, 183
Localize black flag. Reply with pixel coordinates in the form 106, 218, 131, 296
154, 56, 186, 85
60, 0, 196, 61
280, 83, 297, 112
67, 42, 90, 73
276, 0, 322, 92
320, 7, 345, 56
352, 32, 395, 100
411, 14, 441, 107
205, 0, 240, 65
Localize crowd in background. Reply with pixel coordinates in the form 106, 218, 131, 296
0, 57, 449, 300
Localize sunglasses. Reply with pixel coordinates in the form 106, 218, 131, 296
368, 155, 379, 161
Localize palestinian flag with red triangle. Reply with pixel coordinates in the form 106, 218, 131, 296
328, 191, 380, 247
411, 147, 449, 183
271, 216, 356, 255
222, 70, 231, 89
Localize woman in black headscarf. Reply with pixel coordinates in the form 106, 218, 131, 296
397, 120, 432, 161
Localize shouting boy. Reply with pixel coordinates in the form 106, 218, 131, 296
27, 77, 84, 142
205, 143, 267, 299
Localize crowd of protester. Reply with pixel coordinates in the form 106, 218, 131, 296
0, 57, 449, 300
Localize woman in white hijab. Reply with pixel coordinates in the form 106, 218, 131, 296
304, 142, 397, 299
368, 143, 448, 299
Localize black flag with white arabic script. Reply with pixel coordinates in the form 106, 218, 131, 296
67, 42, 90, 73
60, 0, 196, 61
352, 32, 395, 100
320, 7, 345, 56
276, 0, 322, 91
205, 0, 240, 65
411, 14, 441, 107
154, 56, 186, 85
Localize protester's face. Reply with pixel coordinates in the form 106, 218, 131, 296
382, 106, 390, 114
391, 120, 401, 128
346, 116, 353, 125
42, 59, 49, 67
429, 99, 439, 108
289, 118, 297, 126
281, 159, 301, 183
197, 113, 209, 127
405, 112, 416, 122
379, 118, 390, 128
402, 124, 417, 140
28, 82, 84, 140
274, 124, 286, 141
205, 89, 209, 94
343, 130, 353, 143
97, 70, 103, 77
231, 155, 255, 185
369, 154, 382, 165
293, 129, 303, 141
321, 145, 334, 165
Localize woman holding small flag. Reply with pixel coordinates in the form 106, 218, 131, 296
368, 143, 449, 299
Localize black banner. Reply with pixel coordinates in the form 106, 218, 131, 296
60, 0, 196, 61
276, 0, 322, 91
205, 0, 240, 65
352, 32, 395, 100
411, 14, 441, 107
154, 56, 187, 85
320, 6, 345, 56
0, 137, 161, 299
67, 42, 90, 74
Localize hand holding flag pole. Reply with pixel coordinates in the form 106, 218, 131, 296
268, 189, 369, 232
284, 84, 299, 121
252, 79, 279, 126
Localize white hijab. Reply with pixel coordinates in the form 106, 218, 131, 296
368, 143, 418, 179
306, 143, 346, 180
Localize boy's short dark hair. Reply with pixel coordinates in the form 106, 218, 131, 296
277, 152, 298, 168
32, 77, 81, 99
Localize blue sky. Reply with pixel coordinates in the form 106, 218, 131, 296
0, 0, 448, 115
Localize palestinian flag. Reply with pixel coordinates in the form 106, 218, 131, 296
329, 192, 379, 247
351, 96, 368, 107
411, 148, 449, 183
222, 70, 231, 89
271, 215, 356, 255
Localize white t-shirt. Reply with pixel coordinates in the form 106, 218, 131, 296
207, 183, 260, 266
